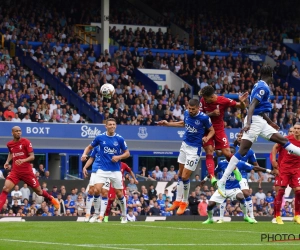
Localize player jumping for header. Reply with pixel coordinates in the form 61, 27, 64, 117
217, 65, 300, 197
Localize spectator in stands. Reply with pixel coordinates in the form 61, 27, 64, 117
255, 188, 267, 205
229, 112, 242, 128
149, 201, 161, 216
37, 164, 45, 177
291, 53, 299, 61
11, 185, 22, 206
51, 186, 59, 198
198, 195, 208, 216
167, 165, 176, 179
152, 166, 162, 180
148, 184, 157, 200
127, 178, 138, 193
20, 183, 30, 202
64, 195, 76, 214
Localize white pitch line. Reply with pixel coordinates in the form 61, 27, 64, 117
103, 243, 300, 246
0, 239, 141, 250
114, 223, 295, 235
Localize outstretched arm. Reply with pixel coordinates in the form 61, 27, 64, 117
157, 120, 184, 127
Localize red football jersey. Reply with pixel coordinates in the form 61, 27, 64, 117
279, 135, 300, 172
7, 138, 33, 172
200, 96, 237, 129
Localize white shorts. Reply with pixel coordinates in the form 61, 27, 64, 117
178, 141, 201, 171
239, 178, 249, 190
94, 169, 123, 190
210, 188, 242, 204
242, 115, 277, 143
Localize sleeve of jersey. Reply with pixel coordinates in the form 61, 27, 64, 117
7, 143, 12, 153
25, 139, 34, 153
90, 149, 96, 158
202, 115, 212, 129
252, 87, 265, 103
90, 136, 100, 147
249, 150, 257, 163
223, 97, 237, 107
120, 137, 128, 151
236, 161, 253, 172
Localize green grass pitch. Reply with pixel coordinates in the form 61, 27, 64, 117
0, 221, 300, 249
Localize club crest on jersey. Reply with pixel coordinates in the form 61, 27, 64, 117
195, 120, 200, 125
177, 131, 185, 138
113, 141, 118, 146
19, 145, 22, 149
259, 90, 265, 95
138, 127, 148, 139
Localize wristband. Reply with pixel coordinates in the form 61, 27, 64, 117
204, 176, 209, 181
266, 169, 271, 173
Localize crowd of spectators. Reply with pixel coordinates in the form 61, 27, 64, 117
1, 0, 300, 129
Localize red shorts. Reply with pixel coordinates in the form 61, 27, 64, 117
7, 170, 40, 189
279, 169, 300, 188
108, 187, 126, 200
274, 175, 281, 187
203, 129, 229, 150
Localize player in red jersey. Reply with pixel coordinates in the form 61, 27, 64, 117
0, 126, 59, 211
200, 86, 248, 185
270, 126, 298, 224
104, 162, 138, 222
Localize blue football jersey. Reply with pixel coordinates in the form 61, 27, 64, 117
90, 146, 101, 173
236, 146, 257, 179
215, 160, 240, 189
236, 161, 254, 176
183, 110, 212, 149
90, 132, 128, 171
249, 80, 272, 115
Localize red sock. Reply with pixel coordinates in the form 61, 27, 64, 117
273, 197, 277, 218
226, 153, 233, 162
275, 189, 285, 217
0, 191, 8, 211
206, 154, 215, 178
105, 199, 113, 216
42, 190, 52, 200
294, 190, 300, 216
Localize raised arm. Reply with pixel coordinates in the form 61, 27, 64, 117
157, 120, 184, 127
82, 157, 94, 178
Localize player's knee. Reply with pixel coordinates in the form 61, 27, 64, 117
242, 190, 250, 198
101, 190, 108, 197
236, 193, 245, 201
88, 187, 94, 195
2, 186, 10, 193
205, 146, 214, 155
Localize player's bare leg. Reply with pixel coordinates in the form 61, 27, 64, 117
204, 145, 217, 186
167, 163, 184, 212
89, 183, 104, 223
177, 167, 193, 215
32, 186, 59, 210
85, 185, 94, 222
0, 179, 15, 210
116, 189, 127, 223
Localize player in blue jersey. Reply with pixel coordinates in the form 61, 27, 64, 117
217, 65, 300, 197
158, 99, 215, 215
218, 133, 261, 223
202, 160, 273, 224
81, 118, 130, 223
82, 146, 110, 222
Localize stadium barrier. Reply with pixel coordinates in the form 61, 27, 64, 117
0, 216, 281, 222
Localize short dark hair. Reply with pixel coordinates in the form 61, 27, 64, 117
106, 118, 116, 124
188, 99, 199, 107
260, 65, 273, 77
200, 86, 215, 97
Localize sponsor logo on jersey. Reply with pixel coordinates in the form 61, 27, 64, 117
81, 125, 101, 138
103, 147, 117, 154
13, 152, 24, 157
185, 124, 198, 133
138, 127, 148, 139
